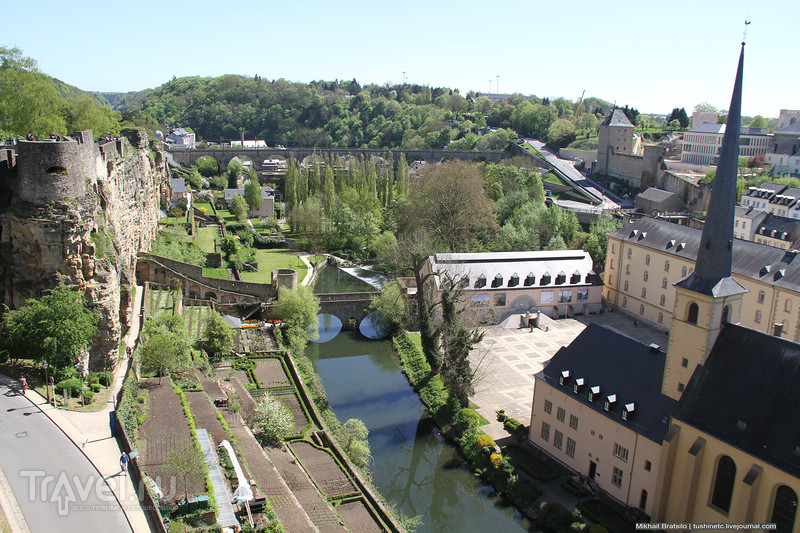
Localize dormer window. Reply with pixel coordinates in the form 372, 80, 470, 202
676, 242, 686, 252
524, 272, 535, 286
622, 403, 635, 421
571, 270, 581, 284
556, 271, 566, 285
559, 370, 570, 386
604, 394, 617, 412
540, 271, 551, 286
666, 240, 676, 249
492, 274, 503, 288
588, 386, 600, 402
573, 378, 584, 394
475, 274, 486, 288
508, 273, 519, 287
629, 229, 639, 239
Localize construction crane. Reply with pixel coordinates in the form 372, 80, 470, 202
574, 89, 586, 119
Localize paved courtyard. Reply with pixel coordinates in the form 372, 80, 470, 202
469, 310, 669, 440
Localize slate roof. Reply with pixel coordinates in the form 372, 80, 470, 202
538, 323, 677, 443
688, 123, 726, 134
429, 251, 602, 291
602, 109, 634, 128
609, 217, 800, 292
170, 178, 186, 194
755, 213, 800, 242
637, 187, 679, 203
734, 205, 767, 222
775, 122, 800, 136
675, 323, 800, 478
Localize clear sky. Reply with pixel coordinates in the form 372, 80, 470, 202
4, 0, 794, 118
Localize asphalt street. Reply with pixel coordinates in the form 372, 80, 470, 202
0, 377, 133, 532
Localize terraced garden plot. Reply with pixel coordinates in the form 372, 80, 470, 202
184, 304, 212, 340
193, 202, 213, 215
196, 226, 218, 253
268, 388, 309, 435
252, 358, 290, 387
290, 441, 357, 499
138, 379, 205, 498
336, 500, 383, 533
202, 267, 232, 279
146, 287, 174, 318
239, 249, 308, 284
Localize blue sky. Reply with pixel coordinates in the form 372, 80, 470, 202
6, 0, 794, 118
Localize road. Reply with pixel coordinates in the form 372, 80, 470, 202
0, 376, 133, 532
526, 139, 626, 210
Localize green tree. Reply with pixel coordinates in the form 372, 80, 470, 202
341, 419, 372, 468
230, 194, 248, 221
194, 156, 219, 178
139, 314, 191, 383
749, 115, 768, 129
547, 118, 577, 148
65, 96, 120, 136
203, 312, 234, 359
244, 177, 263, 211
367, 280, 408, 337
274, 285, 320, 354
583, 213, 622, 267
0, 47, 66, 136
405, 160, 496, 252
227, 159, 243, 188
220, 235, 239, 260
437, 276, 484, 408
0, 285, 98, 370
253, 392, 294, 443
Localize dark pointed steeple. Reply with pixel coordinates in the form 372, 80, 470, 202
674, 45, 748, 297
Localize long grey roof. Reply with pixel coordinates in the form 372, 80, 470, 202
775, 121, 800, 136
602, 109, 634, 128
609, 217, 800, 292
429, 251, 601, 291
637, 187, 679, 203
538, 323, 677, 443
676, 324, 800, 477
734, 205, 767, 221
755, 214, 800, 242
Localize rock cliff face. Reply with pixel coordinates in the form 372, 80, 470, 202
0, 130, 169, 368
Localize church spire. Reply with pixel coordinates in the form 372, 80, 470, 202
694, 44, 744, 279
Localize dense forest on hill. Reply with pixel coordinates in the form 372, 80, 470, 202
111, 75, 617, 150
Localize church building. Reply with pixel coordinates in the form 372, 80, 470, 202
528, 44, 800, 529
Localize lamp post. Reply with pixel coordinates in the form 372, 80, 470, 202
76, 362, 85, 407
43, 361, 49, 403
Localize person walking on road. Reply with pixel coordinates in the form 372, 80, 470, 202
19, 375, 28, 395
120, 452, 129, 475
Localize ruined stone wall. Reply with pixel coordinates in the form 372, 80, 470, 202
0, 130, 170, 368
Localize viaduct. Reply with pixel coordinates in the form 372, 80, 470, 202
168, 147, 509, 172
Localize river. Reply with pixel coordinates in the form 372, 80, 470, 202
305, 265, 531, 532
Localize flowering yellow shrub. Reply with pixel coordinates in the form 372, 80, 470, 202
476, 434, 496, 448
490, 453, 503, 467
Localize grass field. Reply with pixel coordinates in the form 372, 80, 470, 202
215, 208, 239, 224
239, 249, 309, 284
203, 267, 231, 279
193, 201, 213, 215
159, 216, 186, 225
196, 226, 218, 253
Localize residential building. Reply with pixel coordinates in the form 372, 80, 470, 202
422, 251, 603, 323
681, 124, 771, 165
733, 206, 767, 240
223, 187, 276, 219
169, 178, 192, 208
165, 128, 195, 150
740, 182, 792, 212
765, 122, 800, 177
532, 46, 800, 528
753, 214, 800, 250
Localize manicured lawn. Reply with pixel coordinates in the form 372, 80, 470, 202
196, 226, 218, 253
193, 201, 213, 215
203, 267, 231, 279
239, 249, 308, 284
160, 216, 186, 225
215, 208, 239, 224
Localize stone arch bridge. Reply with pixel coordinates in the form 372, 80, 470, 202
317, 292, 375, 323
169, 147, 509, 172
